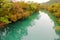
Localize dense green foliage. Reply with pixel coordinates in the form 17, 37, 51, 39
0, 0, 40, 26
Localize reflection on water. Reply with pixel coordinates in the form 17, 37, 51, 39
0, 11, 59, 40
41, 10, 60, 40
0, 0, 60, 40
22, 11, 58, 40
0, 12, 39, 40
55, 30, 60, 40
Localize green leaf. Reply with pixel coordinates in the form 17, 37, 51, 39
0, 16, 10, 24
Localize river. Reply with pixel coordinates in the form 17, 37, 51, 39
0, 0, 60, 40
